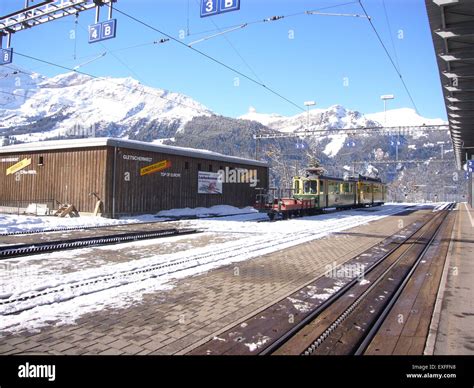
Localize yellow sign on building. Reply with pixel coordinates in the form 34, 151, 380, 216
140, 160, 171, 176
6, 158, 31, 176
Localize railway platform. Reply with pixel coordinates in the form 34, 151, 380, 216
427, 203, 474, 355
0, 207, 428, 355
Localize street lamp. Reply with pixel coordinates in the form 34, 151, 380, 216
380, 94, 394, 125
304, 101, 316, 131
381, 94, 397, 159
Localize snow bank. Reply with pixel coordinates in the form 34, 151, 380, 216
156, 205, 257, 218
0, 214, 137, 234
0, 205, 258, 234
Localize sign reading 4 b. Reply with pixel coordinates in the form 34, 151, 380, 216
201, 0, 240, 18
88, 19, 117, 44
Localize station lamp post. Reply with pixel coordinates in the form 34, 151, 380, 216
304, 101, 316, 131
380, 94, 395, 125
381, 94, 398, 159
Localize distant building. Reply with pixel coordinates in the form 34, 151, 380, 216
0, 138, 269, 217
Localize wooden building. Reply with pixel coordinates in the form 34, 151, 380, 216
0, 138, 269, 217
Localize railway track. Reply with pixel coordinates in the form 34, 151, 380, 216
277, 205, 454, 356
189, 204, 454, 355
0, 228, 199, 260
0, 211, 263, 237
0, 220, 170, 237
0, 205, 413, 319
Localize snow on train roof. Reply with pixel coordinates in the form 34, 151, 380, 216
0, 137, 268, 167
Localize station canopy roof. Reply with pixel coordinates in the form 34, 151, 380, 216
425, 0, 474, 168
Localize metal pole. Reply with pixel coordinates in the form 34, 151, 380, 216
95, 5, 100, 24
307, 106, 309, 130
255, 137, 259, 160
112, 146, 117, 218
395, 129, 399, 162
108, 0, 113, 19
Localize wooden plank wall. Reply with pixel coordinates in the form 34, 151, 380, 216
105, 146, 269, 216
0, 147, 108, 213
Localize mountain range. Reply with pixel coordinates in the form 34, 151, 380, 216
0, 65, 465, 202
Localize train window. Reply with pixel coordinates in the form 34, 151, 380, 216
304, 181, 310, 194
38, 156, 44, 166
327, 182, 336, 194
319, 180, 324, 193
294, 180, 300, 194
304, 180, 317, 194
198, 163, 202, 171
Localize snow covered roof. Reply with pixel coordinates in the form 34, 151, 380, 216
0, 138, 268, 167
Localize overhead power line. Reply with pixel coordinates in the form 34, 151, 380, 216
186, 1, 360, 37
358, 0, 419, 113
112, 6, 305, 113
381, 0, 401, 72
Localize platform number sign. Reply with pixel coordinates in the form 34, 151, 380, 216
468, 160, 474, 173
0, 48, 13, 65
201, 0, 240, 17
89, 23, 102, 43
102, 19, 117, 40
88, 19, 117, 44
201, 0, 218, 17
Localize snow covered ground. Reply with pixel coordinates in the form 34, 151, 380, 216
0, 214, 138, 234
0, 205, 258, 234
0, 203, 433, 334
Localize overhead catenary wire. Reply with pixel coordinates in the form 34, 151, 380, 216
8, 1, 359, 83
112, 5, 305, 113
186, 1, 360, 37
187, 24, 248, 47
358, 0, 419, 114
191, 0, 264, 83
75, 21, 145, 83
381, 0, 401, 72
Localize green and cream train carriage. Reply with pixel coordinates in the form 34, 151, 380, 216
292, 174, 386, 209
255, 172, 386, 219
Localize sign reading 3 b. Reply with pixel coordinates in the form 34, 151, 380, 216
201, 0, 240, 17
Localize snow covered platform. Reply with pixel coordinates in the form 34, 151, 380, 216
0, 204, 437, 355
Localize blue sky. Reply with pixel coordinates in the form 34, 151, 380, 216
0, 0, 447, 119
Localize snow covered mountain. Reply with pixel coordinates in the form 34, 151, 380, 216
0, 65, 213, 143
364, 108, 446, 127
1, 65, 447, 165
240, 105, 447, 158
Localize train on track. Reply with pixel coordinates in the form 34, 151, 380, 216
255, 167, 387, 220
